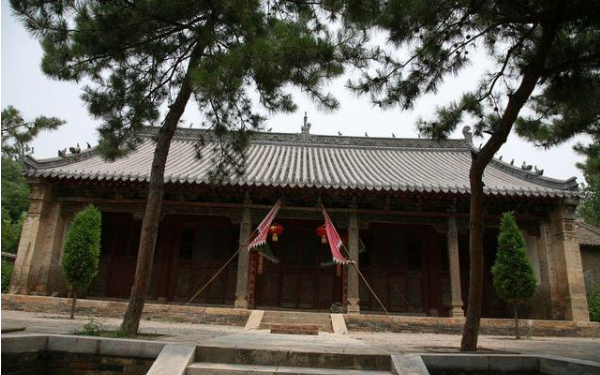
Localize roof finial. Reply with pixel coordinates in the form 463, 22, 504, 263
301, 112, 311, 134
462, 126, 474, 146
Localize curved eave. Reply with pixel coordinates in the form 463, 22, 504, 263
28, 170, 580, 199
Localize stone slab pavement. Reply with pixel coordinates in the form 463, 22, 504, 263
2, 310, 599, 362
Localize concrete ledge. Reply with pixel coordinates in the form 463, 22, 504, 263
391, 354, 429, 374
194, 346, 392, 371
2, 294, 250, 326
540, 355, 600, 375
2, 333, 169, 359
344, 313, 600, 337
331, 313, 348, 335
1, 334, 47, 354
147, 344, 196, 375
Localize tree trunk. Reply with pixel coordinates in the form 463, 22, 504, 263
120, 46, 205, 336
70, 287, 77, 319
514, 305, 520, 339
460, 18, 559, 351
460, 172, 485, 351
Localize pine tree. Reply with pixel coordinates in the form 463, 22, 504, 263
1, 106, 64, 162
10, 0, 363, 335
576, 138, 600, 227
337, 0, 600, 350
61, 205, 102, 319
1, 157, 30, 222
491, 212, 536, 339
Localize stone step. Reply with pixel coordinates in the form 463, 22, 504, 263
261, 311, 333, 332
194, 347, 391, 371
269, 324, 320, 335
186, 362, 392, 375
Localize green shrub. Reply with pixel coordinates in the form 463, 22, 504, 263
491, 212, 537, 339
62, 205, 101, 318
1, 259, 14, 293
78, 316, 106, 336
589, 287, 600, 322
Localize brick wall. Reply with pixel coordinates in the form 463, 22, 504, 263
1, 294, 250, 326
581, 245, 600, 294
344, 314, 600, 337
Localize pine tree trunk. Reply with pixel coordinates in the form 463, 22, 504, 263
514, 305, 520, 339
120, 46, 205, 336
459, 20, 558, 351
70, 287, 77, 319
460, 174, 484, 351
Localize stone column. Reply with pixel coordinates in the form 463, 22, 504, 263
346, 205, 360, 314
234, 197, 252, 309
529, 223, 553, 319
9, 181, 63, 295
447, 217, 464, 317
546, 200, 590, 321
48, 210, 74, 297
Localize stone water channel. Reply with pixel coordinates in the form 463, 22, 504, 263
2, 334, 599, 375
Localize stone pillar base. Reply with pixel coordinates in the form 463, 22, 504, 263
449, 306, 464, 317
234, 298, 249, 309
347, 298, 360, 314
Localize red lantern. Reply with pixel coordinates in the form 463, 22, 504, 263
269, 223, 284, 242
316, 224, 328, 244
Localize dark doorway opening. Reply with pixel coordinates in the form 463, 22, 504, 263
254, 220, 343, 310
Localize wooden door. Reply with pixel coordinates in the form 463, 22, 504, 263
90, 212, 141, 299
255, 220, 342, 310
168, 216, 238, 305
359, 224, 433, 313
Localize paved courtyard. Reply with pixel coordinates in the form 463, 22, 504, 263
2, 310, 599, 362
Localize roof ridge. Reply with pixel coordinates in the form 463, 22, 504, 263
151, 126, 471, 149
577, 220, 600, 234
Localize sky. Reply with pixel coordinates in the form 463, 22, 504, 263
1, 2, 589, 183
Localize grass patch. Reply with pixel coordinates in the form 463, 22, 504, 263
74, 316, 162, 339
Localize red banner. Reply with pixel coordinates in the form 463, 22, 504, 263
322, 206, 350, 265
248, 199, 281, 250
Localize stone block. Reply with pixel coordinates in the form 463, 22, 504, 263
97, 337, 166, 359
146, 344, 196, 375
46, 335, 99, 354
391, 355, 429, 375
331, 314, 348, 335
540, 356, 600, 375
1, 334, 47, 354
244, 310, 264, 330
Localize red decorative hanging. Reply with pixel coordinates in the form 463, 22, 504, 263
269, 223, 284, 242
316, 224, 328, 244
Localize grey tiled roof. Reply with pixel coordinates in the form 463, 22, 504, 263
26, 127, 578, 197
577, 221, 600, 247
